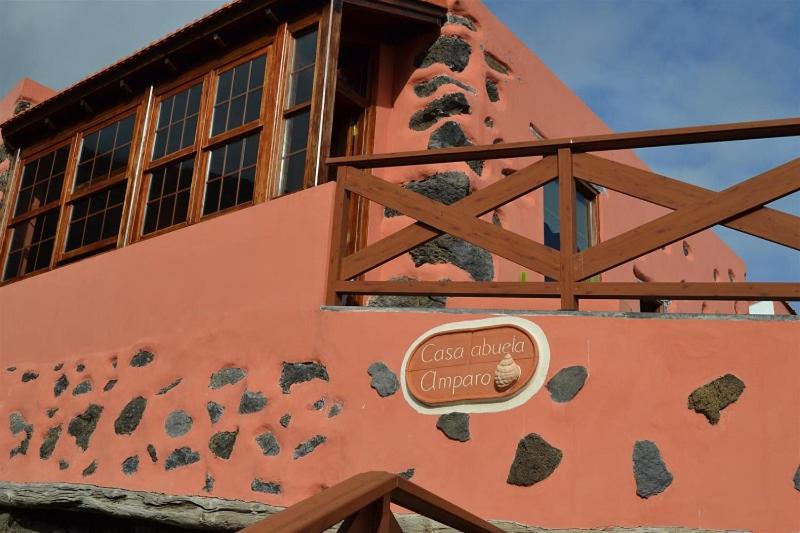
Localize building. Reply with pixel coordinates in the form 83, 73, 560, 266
0, 0, 797, 531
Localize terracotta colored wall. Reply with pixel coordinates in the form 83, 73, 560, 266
370, 0, 747, 314
1, 183, 798, 531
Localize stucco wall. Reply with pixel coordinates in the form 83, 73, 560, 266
0, 182, 797, 532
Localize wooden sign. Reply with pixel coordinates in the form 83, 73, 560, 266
401, 317, 550, 414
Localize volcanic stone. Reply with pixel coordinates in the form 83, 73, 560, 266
384, 171, 470, 218
687, 374, 745, 425
46, 408, 58, 418
82, 461, 98, 477
409, 92, 471, 131
204, 473, 215, 493
39, 425, 62, 460
10, 412, 27, 434
279, 414, 292, 428
312, 398, 325, 411
209, 367, 246, 389
9, 413, 32, 458
398, 468, 415, 480
507, 433, 563, 486
157, 378, 182, 395
794, 465, 800, 492
165, 447, 200, 470
207, 401, 225, 424
446, 12, 476, 31
209, 429, 239, 460
367, 276, 447, 308
114, 397, 146, 435
484, 116, 494, 127
279, 362, 329, 394
546, 366, 588, 403
53, 362, 64, 371
416, 34, 471, 72
484, 51, 510, 74
165, 411, 193, 438
68, 404, 103, 451
428, 121, 483, 175
58, 459, 69, 470
72, 379, 92, 396
103, 379, 118, 392
411, 235, 493, 281
147, 444, 158, 462
5, 366, 16, 372
256, 431, 280, 456
21, 371, 38, 382
251, 479, 282, 495
130, 350, 154, 367
368, 362, 399, 397
436, 413, 470, 442
414, 75, 476, 98
486, 78, 500, 102
239, 390, 267, 414
632, 440, 673, 498
122, 455, 139, 475
54, 374, 69, 397
76, 363, 86, 372
328, 403, 342, 418
294, 435, 326, 459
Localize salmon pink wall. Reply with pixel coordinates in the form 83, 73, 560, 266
0, 183, 798, 531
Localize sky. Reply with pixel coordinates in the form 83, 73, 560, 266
0, 0, 797, 308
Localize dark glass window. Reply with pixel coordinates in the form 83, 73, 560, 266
544, 180, 596, 252
288, 32, 317, 108
2, 210, 59, 281
75, 114, 135, 189
65, 182, 127, 252
13, 146, 69, 217
211, 55, 266, 136
153, 84, 202, 160
280, 110, 310, 194
202, 133, 258, 216
142, 159, 194, 235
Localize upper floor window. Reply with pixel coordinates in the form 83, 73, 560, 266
543, 180, 598, 252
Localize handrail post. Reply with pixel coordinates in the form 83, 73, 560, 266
558, 147, 577, 310
325, 166, 352, 306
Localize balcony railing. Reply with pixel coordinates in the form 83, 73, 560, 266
325, 118, 800, 311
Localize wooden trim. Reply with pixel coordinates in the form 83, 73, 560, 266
0, 149, 23, 279
301, 20, 324, 189
326, 168, 351, 305
313, 0, 343, 186
334, 280, 561, 297
146, 145, 197, 172
51, 135, 81, 267
57, 235, 117, 263
203, 122, 263, 151
557, 148, 577, 309
343, 0, 446, 25
119, 92, 152, 247
68, 173, 129, 202
575, 282, 800, 301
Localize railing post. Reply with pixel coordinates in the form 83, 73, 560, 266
558, 148, 578, 310
325, 166, 351, 306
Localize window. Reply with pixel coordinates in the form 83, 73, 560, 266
211, 55, 265, 136
543, 180, 597, 252
142, 158, 194, 235
152, 83, 202, 160
75, 115, 135, 189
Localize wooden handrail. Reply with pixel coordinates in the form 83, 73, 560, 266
326, 117, 800, 169
240, 471, 504, 533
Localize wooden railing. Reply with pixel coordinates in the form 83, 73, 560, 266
325, 118, 800, 310
240, 471, 503, 533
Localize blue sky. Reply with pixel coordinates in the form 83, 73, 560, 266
1, 0, 797, 307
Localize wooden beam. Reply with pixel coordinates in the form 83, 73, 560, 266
573, 153, 800, 250
558, 148, 577, 309
333, 280, 561, 297
575, 157, 800, 280
339, 156, 557, 280
326, 169, 352, 305
326, 117, 800, 169
575, 282, 800, 301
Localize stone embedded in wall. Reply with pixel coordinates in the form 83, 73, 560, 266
111, 356, 118, 368
157, 378, 182, 395
209, 429, 239, 460
82, 461, 98, 477
483, 51, 510, 75
507, 433, 563, 486
6, 367, 16, 372
21, 371, 39, 382
165, 411, 193, 438
53, 374, 69, 397
428, 121, 484, 175
415, 34, 471, 73
384, 171, 470, 218
327, 403, 342, 418
398, 468, 415, 480
103, 379, 117, 392
76, 364, 86, 372
546, 366, 588, 403
46, 408, 58, 418
114, 397, 146, 435
367, 362, 399, 398
165, 447, 200, 470
445, 12, 476, 31
147, 444, 158, 463
436, 413, 470, 442
122, 455, 139, 475
9, 412, 33, 458
414, 75, 476, 98
486, 78, 500, 103
53, 362, 64, 371
39, 425, 62, 460
239, 390, 267, 414
409, 92, 471, 131
492, 211, 502, 226
368, 277, 447, 308
312, 398, 325, 411
279, 361, 329, 394
130, 350, 154, 367
13, 99, 31, 115
794, 465, 800, 492
209, 367, 246, 389
251, 479, 282, 495
687, 374, 745, 425
279, 414, 291, 428
204, 473, 215, 493
632, 440, 673, 498
256, 431, 280, 456
68, 404, 103, 451
58, 459, 69, 470
410, 234, 494, 281
72, 379, 92, 396
501, 168, 515, 176
484, 116, 494, 127
207, 401, 225, 424
294, 435, 326, 459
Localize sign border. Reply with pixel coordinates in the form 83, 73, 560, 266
400, 316, 551, 414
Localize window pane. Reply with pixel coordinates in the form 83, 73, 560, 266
65, 181, 127, 251
543, 180, 559, 250
203, 133, 259, 216
279, 110, 310, 194
142, 158, 195, 235
542, 181, 595, 252
282, 151, 307, 194
76, 114, 135, 189
211, 55, 266, 136
294, 31, 318, 70
153, 83, 202, 159
2, 209, 59, 281
226, 95, 245, 131
14, 146, 69, 217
